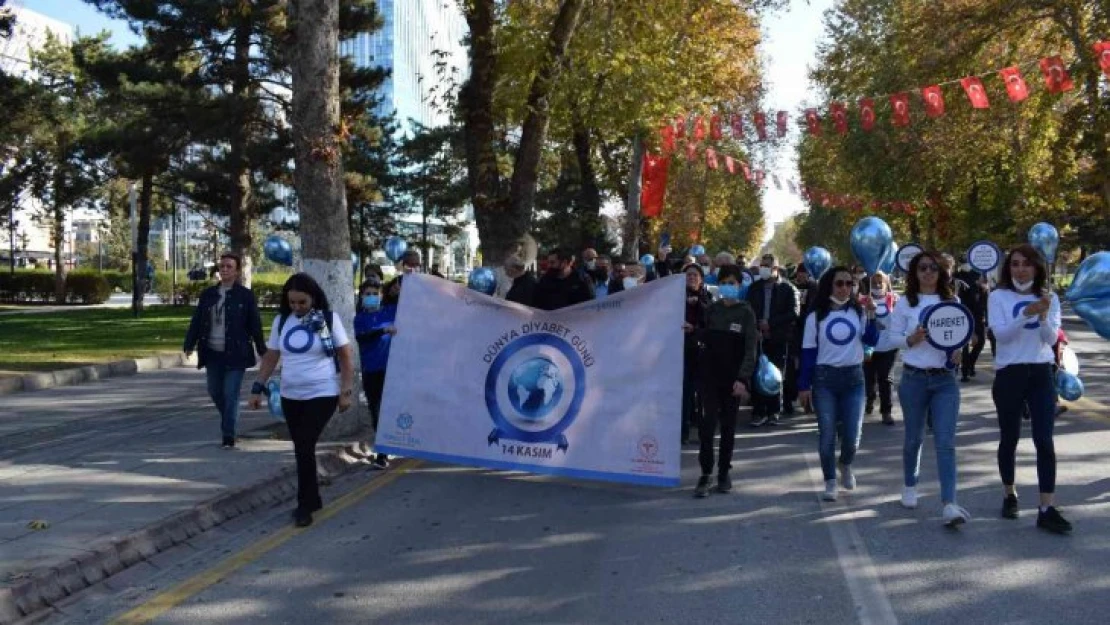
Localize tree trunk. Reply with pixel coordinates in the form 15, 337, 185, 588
132, 173, 153, 315
290, 0, 363, 439
52, 176, 65, 304
622, 135, 644, 260
571, 120, 602, 246
228, 18, 255, 287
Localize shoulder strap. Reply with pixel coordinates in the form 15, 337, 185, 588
278, 313, 291, 334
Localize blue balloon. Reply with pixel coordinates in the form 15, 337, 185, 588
738, 272, 752, 300
467, 267, 497, 295
263, 234, 293, 266
804, 247, 832, 279
1066, 252, 1110, 340
879, 241, 898, 275
1055, 370, 1084, 402
385, 236, 408, 263
640, 254, 655, 267
1028, 222, 1059, 265
754, 354, 783, 396
266, 379, 284, 421
689, 244, 706, 257
850, 217, 894, 275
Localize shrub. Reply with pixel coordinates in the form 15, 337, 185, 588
65, 272, 111, 304
0, 272, 56, 303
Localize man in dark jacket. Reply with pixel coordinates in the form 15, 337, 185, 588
534, 248, 595, 310
183, 253, 267, 448
784, 264, 819, 414
746, 253, 800, 427
954, 254, 987, 381
504, 255, 538, 306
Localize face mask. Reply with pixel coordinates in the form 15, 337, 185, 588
871, 288, 884, 298
623, 277, 638, 290
1013, 279, 1034, 292
362, 295, 380, 310
759, 267, 773, 280
585, 260, 597, 271
830, 295, 850, 307
718, 284, 740, 300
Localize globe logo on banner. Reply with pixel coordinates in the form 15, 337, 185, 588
485, 333, 587, 452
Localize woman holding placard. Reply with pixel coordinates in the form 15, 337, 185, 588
890, 251, 970, 527
987, 244, 1071, 534
796, 266, 879, 502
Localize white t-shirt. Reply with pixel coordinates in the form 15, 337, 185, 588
802, 308, 868, 367
890, 293, 952, 369
987, 289, 1060, 368
871, 293, 901, 352
267, 311, 350, 400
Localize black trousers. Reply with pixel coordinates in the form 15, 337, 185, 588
361, 370, 386, 432
699, 385, 740, 476
752, 339, 788, 417
993, 363, 1057, 493
681, 343, 702, 443
864, 349, 897, 415
962, 318, 986, 376
282, 396, 338, 511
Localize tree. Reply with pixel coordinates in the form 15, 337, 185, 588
396, 122, 469, 268
762, 214, 803, 265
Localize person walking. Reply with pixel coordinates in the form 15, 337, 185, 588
863, 271, 899, 425
797, 266, 879, 502
890, 251, 970, 527
504, 255, 538, 306
785, 264, 820, 415
183, 253, 267, 449
692, 265, 757, 498
534, 249, 595, 310
988, 244, 1071, 534
746, 254, 800, 427
354, 277, 395, 469
682, 264, 712, 445
954, 255, 988, 382
248, 273, 355, 527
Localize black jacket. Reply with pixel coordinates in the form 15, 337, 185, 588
697, 300, 759, 389
954, 269, 987, 321
534, 271, 596, 310
506, 271, 539, 307
791, 278, 820, 354
183, 283, 267, 370
746, 278, 800, 344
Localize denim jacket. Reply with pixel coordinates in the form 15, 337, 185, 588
183, 283, 267, 370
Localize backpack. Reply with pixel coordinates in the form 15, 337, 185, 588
279, 311, 340, 372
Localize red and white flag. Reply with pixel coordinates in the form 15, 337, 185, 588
890, 92, 910, 127
659, 124, 676, 154
805, 108, 822, 136
730, 114, 743, 138
1000, 66, 1029, 102
705, 148, 719, 170
1094, 41, 1110, 78
710, 115, 723, 141
858, 98, 875, 132
693, 116, 707, 141
685, 142, 697, 162
640, 153, 670, 218
673, 114, 686, 139
754, 170, 765, 187
830, 102, 848, 134
741, 161, 752, 181
776, 111, 788, 138
921, 85, 945, 118
724, 155, 736, 175
754, 112, 768, 141
960, 76, 990, 109
1039, 56, 1074, 93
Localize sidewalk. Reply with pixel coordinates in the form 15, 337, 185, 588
0, 294, 162, 317
0, 367, 372, 622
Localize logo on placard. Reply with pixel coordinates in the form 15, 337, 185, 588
637, 435, 659, 460
397, 413, 414, 431
485, 331, 588, 453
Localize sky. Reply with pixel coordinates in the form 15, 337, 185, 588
27, 0, 835, 244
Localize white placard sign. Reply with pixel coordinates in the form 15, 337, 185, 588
967, 240, 1002, 273
896, 243, 924, 273
923, 302, 974, 353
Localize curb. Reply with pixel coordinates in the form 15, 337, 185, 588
0, 441, 376, 625
0, 353, 197, 397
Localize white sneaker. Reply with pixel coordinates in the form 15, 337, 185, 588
839, 464, 856, 490
901, 487, 918, 509
822, 479, 838, 501
942, 503, 971, 527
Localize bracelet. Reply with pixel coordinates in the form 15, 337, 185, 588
250, 381, 267, 396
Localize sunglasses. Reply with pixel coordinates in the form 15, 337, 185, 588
833, 279, 854, 288
917, 264, 939, 273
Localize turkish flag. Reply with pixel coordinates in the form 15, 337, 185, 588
922, 85, 945, 118
710, 115, 723, 140
685, 142, 697, 162
1000, 66, 1029, 102
741, 161, 752, 181
693, 116, 707, 141
858, 98, 875, 131
724, 155, 736, 175
1094, 42, 1110, 78
772, 174, 782, 190
776, 111, 788, 138
659, 124, 676, 154
731, 114, 743, 138
640, 153, 670, 218
1040, 56, 1074, 93
754, 170, 765, 187
890, 92, 910, 127
830, 102, 848, 134
674, 115, 686, 139
754, 112, 768, 141
805, 108, 822, 136
705, 148, 719, 170
960, 76, 990, 109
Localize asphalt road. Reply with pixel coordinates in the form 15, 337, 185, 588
46, 317, 1110, 625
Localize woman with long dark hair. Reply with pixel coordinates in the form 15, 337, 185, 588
890, 250, 969, 527
988, 244, 1070, 533
248, 273, 355, 527
797, 266, 878, 502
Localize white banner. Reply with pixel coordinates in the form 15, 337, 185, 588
375, 274, 685, 487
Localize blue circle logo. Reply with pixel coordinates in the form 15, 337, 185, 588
508, 357, 565, 421
397, 413, 413, 430
1012, 301, 1040, 329
283, 325, 315, 354
485, 333, 586, 445
825, 317, 857, 346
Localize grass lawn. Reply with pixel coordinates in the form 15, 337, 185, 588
0, 307, 278, 376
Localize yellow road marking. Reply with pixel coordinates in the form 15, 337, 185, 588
109, 459, 422, 625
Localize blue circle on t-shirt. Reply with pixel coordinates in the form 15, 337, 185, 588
825, 317, 857, 346
1011, 301, 1040, 329
283, 325, 316, 354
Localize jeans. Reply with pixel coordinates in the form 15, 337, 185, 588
362, 370, 386, 432
993, 363, 1057, 493
899, 368, 960, 503
698, 385, 739, 476
864, 349, 897, 416
812, 365, 865, 481
204, 348, 246, 440
962, 318, 986, 377
752, 339, 788, 417
282, 396, 338, 512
